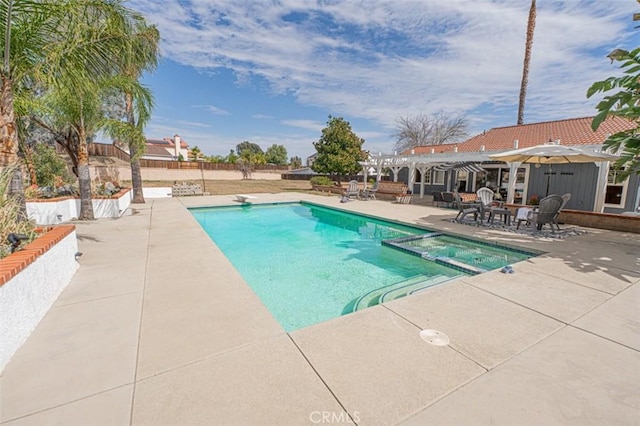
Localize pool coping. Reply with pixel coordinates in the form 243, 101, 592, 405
2, 192, 638, 425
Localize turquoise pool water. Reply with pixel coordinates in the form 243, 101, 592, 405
190, 203, 532, 331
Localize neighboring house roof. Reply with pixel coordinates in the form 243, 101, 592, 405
405, 116, 635, 155
146, 137, 189, 149
146, 139, 171, 146
143, 145, 174, 158
162, 137, 188, 149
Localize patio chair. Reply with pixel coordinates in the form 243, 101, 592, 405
441, 191, 455, 208
361, 182, 378, 200
476, 187, 500, 223
344, 180, 361, 200
453, 191, 480, 224
432, 191, 444, 207
551, 193, 571, 230
527, 194, 563, 233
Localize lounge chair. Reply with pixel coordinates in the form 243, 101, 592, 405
527, 194, 564, 233
344, 180, 361, 200
453, 191, 480, 223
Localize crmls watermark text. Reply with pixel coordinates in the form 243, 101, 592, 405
309, 410, 361, 424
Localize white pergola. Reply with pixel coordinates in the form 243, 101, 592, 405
360, 143, 613, 209
359, 150, 495, 199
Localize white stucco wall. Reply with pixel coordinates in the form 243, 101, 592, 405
143, 187, 172, 198
0, 230, 79, 372
26, 190, 132, 225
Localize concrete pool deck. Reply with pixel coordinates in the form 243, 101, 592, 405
1, 193, 639, 425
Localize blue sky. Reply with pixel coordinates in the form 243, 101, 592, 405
126, 0, 639, 160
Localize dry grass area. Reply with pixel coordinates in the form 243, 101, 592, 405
126, 179, 314, 195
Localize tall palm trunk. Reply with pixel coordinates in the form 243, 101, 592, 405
1, 74, 26, 218
77, 125, 94, 220
517, 0, 536, 125
126, 92, 145, 203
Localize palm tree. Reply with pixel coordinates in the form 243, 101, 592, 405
118, 21, 159, 204
517, 0, 536, 125
0, 0, 149, 212
32, 79, 107, 219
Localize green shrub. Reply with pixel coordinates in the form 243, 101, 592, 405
310, 176, 333, 186
32, 144, 74, 188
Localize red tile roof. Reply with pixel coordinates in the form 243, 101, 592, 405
162, 137, 188, 149
404, 116, 635, 155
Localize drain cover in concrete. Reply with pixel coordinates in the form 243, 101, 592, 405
420, 329, 450, 346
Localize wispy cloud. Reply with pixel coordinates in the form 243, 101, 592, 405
192, 104, 230, 116
280, 119, 324, 132
130, 0, 635, 150
252, 114, 273, 119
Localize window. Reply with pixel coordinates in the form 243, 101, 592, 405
424, 169, 432, 184
604, 168, 628, 207
433, 170, 445, 185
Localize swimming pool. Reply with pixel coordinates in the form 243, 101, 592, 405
190, 202, 534, 331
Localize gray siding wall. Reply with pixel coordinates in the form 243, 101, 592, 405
526, 163, 597, 211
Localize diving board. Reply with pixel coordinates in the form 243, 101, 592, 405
235, 194, 257, 204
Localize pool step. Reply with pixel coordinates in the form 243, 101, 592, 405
344, 274, 459, 313
379, 274, 458, 303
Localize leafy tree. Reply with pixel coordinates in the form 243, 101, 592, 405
587, 47, 640, 181
236, 141, 263, 157
393, 112, 469, 153
31, 143, 72, 188
177, 153, 184, 162
1, 0, 147, 215
312, 115, 366, 183
225, 149, 238, 164
188, 145, 203, 161
290, 156, 302, 168
517, 0, 536, 125
206, 154, 225, 163
265, 144, 287, 165
32, 77, 108, 219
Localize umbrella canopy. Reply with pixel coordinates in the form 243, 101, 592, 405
488, 143, 617, 164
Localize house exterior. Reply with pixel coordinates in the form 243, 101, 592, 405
364, 116, 639, 214
306, 153, 317, 167
143, 134, 189, 161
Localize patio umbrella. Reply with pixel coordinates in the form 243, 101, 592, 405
489, 143, 618, 196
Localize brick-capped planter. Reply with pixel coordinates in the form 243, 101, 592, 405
0, 225, 79, 372
26, 188, 132, 225
558, 209, 640, 233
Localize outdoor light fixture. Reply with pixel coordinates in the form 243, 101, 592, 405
7, 233, 28, 253
75, 252, 83, 261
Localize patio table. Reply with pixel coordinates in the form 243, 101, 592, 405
489, 207, 512, 226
